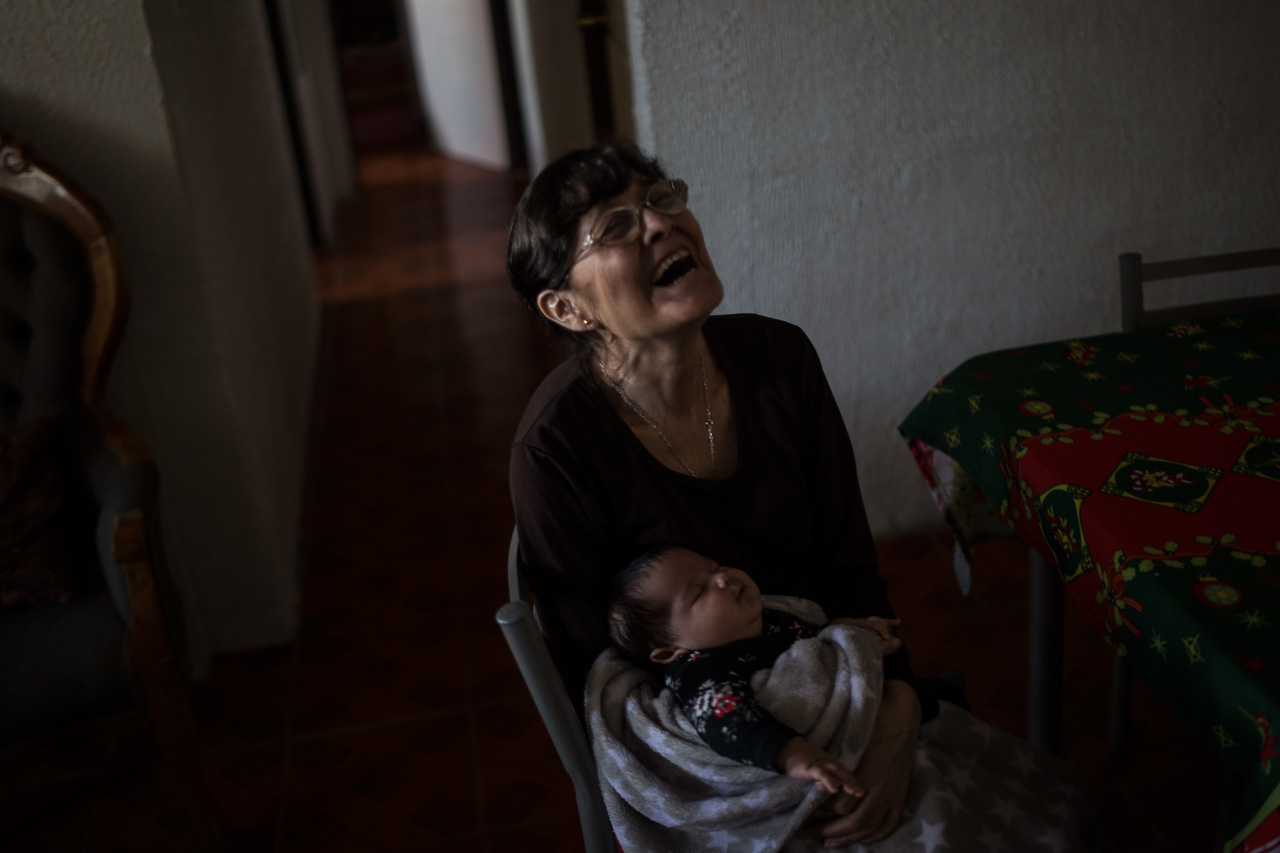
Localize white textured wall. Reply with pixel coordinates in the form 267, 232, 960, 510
143, 1, 320, 661
0, 0, 319, 671
627, 1, 1280, 535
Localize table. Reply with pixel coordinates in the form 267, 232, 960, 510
899, 311, 1280, 851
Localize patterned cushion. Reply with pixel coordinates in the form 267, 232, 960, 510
0, 415, 77, 609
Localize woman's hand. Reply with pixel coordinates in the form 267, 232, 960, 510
830, 616, 903, 656
808, 679, 920, 848
776, 736, 863, 797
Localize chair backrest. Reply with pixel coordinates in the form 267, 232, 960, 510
0, 131, 130, 432
494, 527, 615, 852
1119, 248, 1280, 332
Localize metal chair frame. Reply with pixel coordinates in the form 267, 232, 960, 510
1119, 247, 1280, 332
494, 528, 615, 853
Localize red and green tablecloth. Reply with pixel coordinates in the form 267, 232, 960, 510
899, 312, 1280, 851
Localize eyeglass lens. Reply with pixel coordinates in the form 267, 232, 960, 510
590, 180, 687, 248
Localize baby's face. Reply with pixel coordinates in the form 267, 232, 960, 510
643, 549, 764, 656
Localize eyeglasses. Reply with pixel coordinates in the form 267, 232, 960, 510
573, 179, 689, 261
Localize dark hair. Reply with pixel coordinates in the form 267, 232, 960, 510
607, 546, 679, 668
506, 138, 669, 362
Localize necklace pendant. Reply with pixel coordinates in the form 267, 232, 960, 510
599, 349, 717, 479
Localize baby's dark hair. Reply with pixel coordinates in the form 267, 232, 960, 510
607, 546, 679, 667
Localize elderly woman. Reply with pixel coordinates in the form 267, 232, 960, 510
508, 139, 931, 847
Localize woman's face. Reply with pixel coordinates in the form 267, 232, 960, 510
556, 176, 723, 346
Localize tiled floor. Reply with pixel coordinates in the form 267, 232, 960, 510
0, 148, 1236, 852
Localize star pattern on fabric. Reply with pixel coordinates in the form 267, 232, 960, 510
1149, 630, 1168, 658
1039, 360, 1063, 372
1082, 370, 1104, 381
914, 819, 948, 852
935, 783, 965, 815
1192, 340, 1215, 351
982, 433, 996, 455
1116, 352, 1139, 362
702, 828, 740, 852
1018, 386, 1040, 398
1238, 350, 1260, 361
946, 764, 976, 794
1012, 748, 1039, 776
977, 827, 1009, 852
944, 427, 962, 450
1052, 778, 1080, 800
1048, 799, 1075, 821
1037, 827, 1070, 852
1001, 774, 1029, 798
989, 796, 1020, 825
1238, 609, 1270, 629
968, 394, 983, 413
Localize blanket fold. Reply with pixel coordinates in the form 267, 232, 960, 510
586, 595, 1109, 852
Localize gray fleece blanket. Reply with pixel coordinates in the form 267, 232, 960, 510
586, 596, 1108, 852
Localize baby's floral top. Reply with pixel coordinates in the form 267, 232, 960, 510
663, 609, 818, 769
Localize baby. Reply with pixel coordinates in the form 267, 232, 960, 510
607, 545, 901, 797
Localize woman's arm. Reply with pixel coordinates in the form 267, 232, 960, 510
510, 441, 614, 711
807, 678, 921, 847
790, 326, 892, 620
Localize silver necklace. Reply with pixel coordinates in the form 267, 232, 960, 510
599, 351, 716, 478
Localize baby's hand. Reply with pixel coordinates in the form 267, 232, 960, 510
775, 736, 863, 796
831, 616, 903, 656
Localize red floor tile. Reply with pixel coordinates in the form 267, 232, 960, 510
280, 716, 482, 851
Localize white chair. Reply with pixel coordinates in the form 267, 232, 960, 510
1119, 247, 1280, 331
494, 528, 615, 852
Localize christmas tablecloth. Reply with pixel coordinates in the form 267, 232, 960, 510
899, 312, 1280, 852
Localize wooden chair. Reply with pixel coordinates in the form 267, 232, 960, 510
494, 528, 615, 853
0, 131, 222, 847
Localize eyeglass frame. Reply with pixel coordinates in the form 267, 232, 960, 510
570, 178, 689, 265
